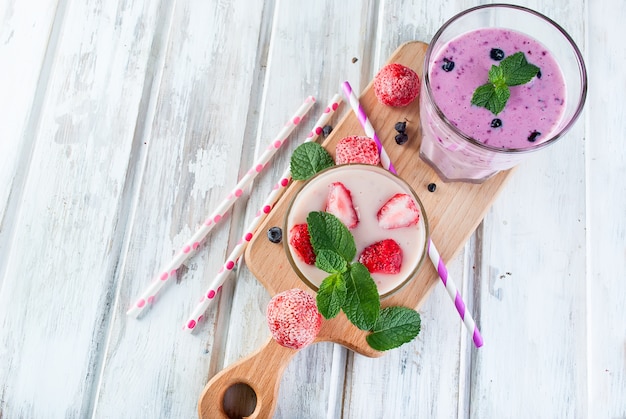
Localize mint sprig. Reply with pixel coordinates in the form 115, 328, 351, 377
290, 142, 335, 180
471, 51, 540, 115
367, 307, 421, 351
305, 211, 420, 350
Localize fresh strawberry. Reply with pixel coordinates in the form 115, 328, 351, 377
289, 224, 316, 265
358, 239, 403, 274
377, 193, 420, 229
266, 288, 322, 349
325, 182, 359, 228
335, 136, 380, 166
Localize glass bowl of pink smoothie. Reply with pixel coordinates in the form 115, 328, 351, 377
283, 164, 429, 299
419, 4, 587, 183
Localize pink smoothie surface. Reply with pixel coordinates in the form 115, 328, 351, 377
429, 28, 566, 149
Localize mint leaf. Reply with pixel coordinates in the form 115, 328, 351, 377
290, 142, 335, 181
471, 82, 510, 115
499, 51, 540, 86
488, 65, 506, 88
306, 212, 356, 263
471, 51, 539, 115
342, 262, 380, 330
366, 306, 421, 351
317, 272, 347, 319
315, 249, 348, 274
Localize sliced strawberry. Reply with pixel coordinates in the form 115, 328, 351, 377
289, 224, 316, 265
377, 193, 420, 229
358, 239, 403, 274
335, 136, 380, 166
325, 182, 359, 229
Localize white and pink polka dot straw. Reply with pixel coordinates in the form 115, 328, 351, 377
127, 96, 316, 319
184, 94, 343, 332
341, 81, 483, 347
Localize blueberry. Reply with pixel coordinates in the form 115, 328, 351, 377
441, 58, 455, 72
490, 48, 505, 61
267, 226, 283, 243
322, 125, 333, 137
427, 183, 437, 192
490, 118, 502, 128
536, 69, 542, 79
527, 131, 541, 142
394, 132, 408, 145
394, 121, 407, 133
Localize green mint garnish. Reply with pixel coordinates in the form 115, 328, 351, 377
290, 142, 335, 181
366, 306, 422, 351
307, 211, 356, 264
305, 211, 420, 350
316, 272, 347, 319
343, 262, 380, 330
471, 51, 540, 115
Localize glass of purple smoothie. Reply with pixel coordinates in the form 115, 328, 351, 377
419, 4, 587, 183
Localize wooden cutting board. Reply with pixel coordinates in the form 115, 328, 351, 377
198, 41, 511, 418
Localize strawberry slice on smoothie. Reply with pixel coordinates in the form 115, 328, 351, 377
377, 193, 421, 229
325, 182, 359, 229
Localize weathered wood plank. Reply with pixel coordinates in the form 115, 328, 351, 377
0, 0, 60, 268
91, 1, 270, 418
586, 0, 626, 416
0, 0, 170, 416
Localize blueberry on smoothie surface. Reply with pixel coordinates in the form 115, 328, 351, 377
490, 118, 502, 128
441, 58, 455, 72
490, 48, 505, 61
527, 131, 541, 142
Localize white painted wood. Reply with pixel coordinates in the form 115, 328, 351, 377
586, 1, 626, 416
1, 0, 625, 417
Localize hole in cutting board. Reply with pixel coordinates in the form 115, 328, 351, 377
223, 382, 257, 418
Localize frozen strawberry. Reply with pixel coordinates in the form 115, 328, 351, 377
325, 182, 359, 228
373, 63, 420, 107
358, 239, 403, 274
266, 288, 322, 350
377, 193, 420, 229
335, 135, 380, 166
289, 224, 316, 265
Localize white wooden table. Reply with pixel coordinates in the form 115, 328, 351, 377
1, 0, 624, 417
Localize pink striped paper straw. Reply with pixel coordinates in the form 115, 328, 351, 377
341, 81, 483, 347
184, 94, 343, 331
341, 81, 397, 174
427, 240, 483, 347
127, 96, 315, 318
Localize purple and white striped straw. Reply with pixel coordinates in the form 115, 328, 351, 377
341, 81, 397, 174
428, 240, 483, 347
341, 80, 483, 347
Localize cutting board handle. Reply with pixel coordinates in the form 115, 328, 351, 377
198, 337, 299, 418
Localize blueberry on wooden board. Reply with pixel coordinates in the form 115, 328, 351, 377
394, 121, 407, 133
395, 132, 408, 145
267, 227, 283, 243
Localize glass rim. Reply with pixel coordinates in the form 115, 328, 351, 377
422, 3, 588, 154
283, 163, 430, 300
